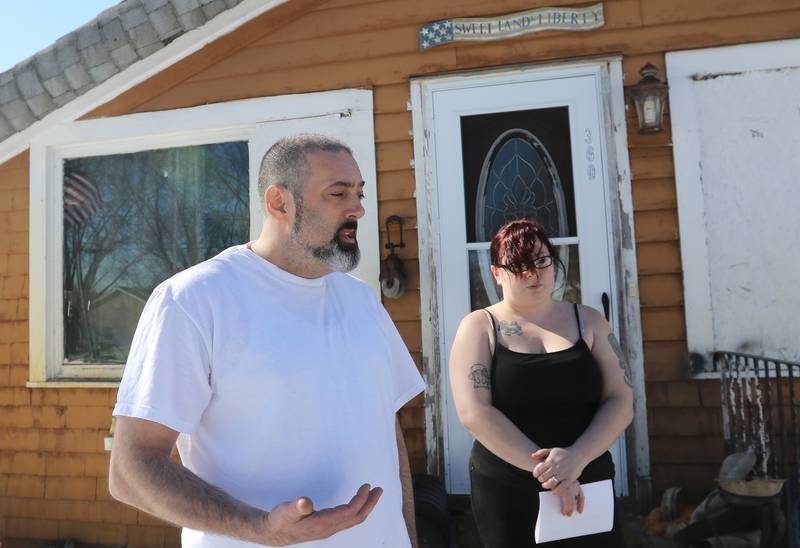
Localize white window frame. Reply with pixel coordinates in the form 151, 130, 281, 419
28, 89, 378, 387
666, 38, 800, 377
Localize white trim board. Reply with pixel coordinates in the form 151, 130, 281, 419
605, 60, 650, 502
34, 89, 372, 150
0, 0, 290, 166
666, 38, 800, 367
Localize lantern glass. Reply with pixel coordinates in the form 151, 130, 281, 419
632, 91, 665, 134
630, 63, 668, 134
643, 97, 659, 125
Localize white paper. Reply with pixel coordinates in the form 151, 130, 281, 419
534, 479, 614, 543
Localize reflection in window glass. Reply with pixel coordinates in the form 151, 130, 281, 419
556, 245, 581, 305
468, 249, 501, 310
63, 142, 249, 365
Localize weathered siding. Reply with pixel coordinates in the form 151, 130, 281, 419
2, 0, 800, 543
0, 153, 180, 543
625, 76, 724, 493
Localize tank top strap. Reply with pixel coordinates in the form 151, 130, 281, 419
482, 309, 497, 356
573, 303, 585, 341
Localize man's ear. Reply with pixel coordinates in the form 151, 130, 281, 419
264, 185, 291, 221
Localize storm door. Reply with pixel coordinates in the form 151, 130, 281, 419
419, 67, 627, 495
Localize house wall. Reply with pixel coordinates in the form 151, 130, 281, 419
0, 153, 178, 544
2, 0, 800, 544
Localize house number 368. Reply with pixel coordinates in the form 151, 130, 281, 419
585, 129, 596, 180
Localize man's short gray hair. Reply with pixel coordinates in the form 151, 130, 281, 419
257, 134, 353, 203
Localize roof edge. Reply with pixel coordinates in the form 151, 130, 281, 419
0, 0, 289, 166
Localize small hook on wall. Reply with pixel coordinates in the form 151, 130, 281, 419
380, 215, 407, 299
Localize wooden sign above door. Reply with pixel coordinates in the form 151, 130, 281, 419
419, 3, 604, 50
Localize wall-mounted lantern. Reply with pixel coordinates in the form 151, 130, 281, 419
630, 63, 669, 134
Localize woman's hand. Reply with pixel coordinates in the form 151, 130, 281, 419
531, 447, 589, 490
553, 480, 584, 517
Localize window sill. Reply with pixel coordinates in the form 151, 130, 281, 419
689, 372, 721, 380
26, 381, 120, 389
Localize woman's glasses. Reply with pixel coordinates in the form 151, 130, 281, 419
496, 256, 553, 274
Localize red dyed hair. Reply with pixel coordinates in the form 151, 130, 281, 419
490, 218, 562, 275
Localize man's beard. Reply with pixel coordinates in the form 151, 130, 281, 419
293, 203, 360, 273
310, 220, 360, 273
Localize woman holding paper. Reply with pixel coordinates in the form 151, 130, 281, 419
449, 218, 634, 547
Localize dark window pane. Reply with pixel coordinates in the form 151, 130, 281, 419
63, 142, 249, 364
468, 249, 501, 310
556, 245, 581, 305
461, 107, 576, 242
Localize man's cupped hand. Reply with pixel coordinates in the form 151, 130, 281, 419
258, 483, 382, 546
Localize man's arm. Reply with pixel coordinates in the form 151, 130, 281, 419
396, 416, 418, 548
109, 416, 382, 546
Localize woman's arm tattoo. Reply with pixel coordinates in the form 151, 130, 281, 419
607, 333, 633, 388
468, 364, 490, 390
498, 320, 523, 336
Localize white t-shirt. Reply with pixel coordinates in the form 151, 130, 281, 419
113, 244, 425, 548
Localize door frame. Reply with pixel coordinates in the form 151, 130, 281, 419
410, 57, 651, 501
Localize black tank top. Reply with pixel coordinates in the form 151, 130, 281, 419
471, 304, 615, 487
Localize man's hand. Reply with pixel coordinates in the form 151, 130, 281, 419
531, 447, 589, 491
111, 417, 382, 545
259, 484, 383, 546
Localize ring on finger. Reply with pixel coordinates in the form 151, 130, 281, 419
551, 475, 559, 484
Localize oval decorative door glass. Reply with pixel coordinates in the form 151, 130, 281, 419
474, 128, 569, 303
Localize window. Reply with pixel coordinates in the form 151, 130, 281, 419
62, 143, 249, 369
29, 91, 378, 385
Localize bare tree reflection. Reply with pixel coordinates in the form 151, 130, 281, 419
63, 142, 249, 364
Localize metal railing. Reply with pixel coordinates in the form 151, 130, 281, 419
714, 351, 800, 546
715, 351, 799, 478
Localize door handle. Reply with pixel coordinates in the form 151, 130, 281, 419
602, 292, 610, 322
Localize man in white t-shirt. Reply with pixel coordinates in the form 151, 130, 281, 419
109, 134, 426, 547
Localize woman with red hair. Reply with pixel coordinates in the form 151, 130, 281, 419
449, 218, 634, 547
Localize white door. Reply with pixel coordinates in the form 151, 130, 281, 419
247, 103, 380, 293
418, 65, 627, 495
